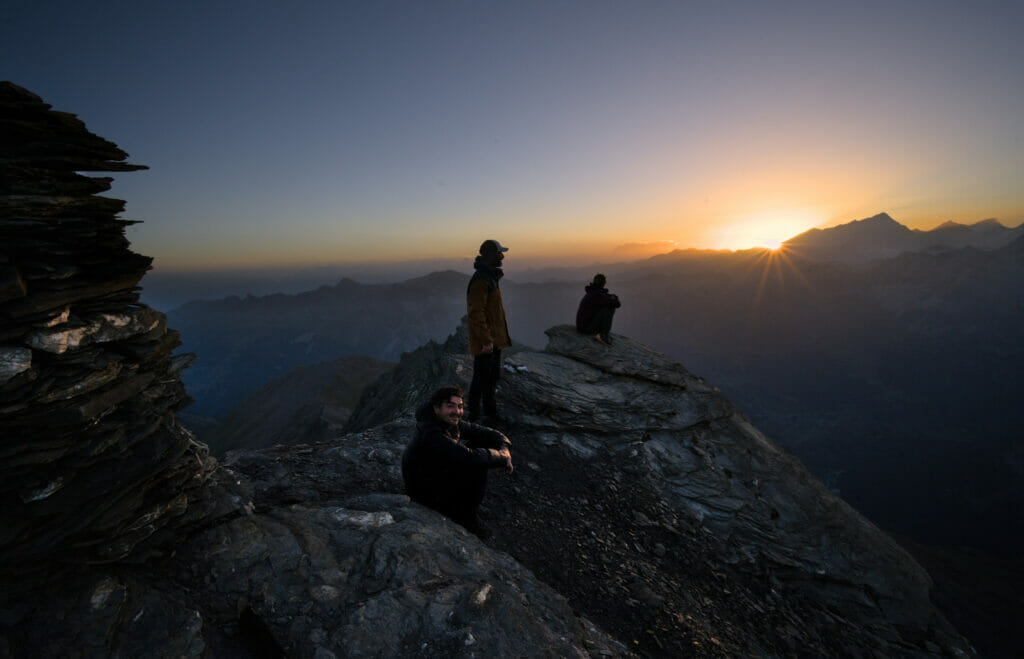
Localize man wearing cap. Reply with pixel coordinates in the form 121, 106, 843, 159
466, 239, 512, 421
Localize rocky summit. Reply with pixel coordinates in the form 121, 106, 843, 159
343, 323, 974, 657
1, 82, 975, 657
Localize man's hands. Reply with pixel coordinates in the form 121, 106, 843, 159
497, 446, 514, 473
481, 342, 494, 353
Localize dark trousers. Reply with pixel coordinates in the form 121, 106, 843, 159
409, 468, 488, 531
468, 349, 502, 415
580, 306, 616, 338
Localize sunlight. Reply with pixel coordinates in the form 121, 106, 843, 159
742, 238, 816, 319
716, 209, 821, 251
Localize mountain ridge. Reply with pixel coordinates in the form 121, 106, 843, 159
203, 354, 394, 454
784, 212, 1024, 263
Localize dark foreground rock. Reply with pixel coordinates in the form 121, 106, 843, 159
9, 482, 624, 657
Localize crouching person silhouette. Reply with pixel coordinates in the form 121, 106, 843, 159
575, 273, 621, 345
402, 385, 513, 539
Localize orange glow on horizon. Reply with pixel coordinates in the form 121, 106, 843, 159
709, 209, 824, 251
140, 204, 1024, 273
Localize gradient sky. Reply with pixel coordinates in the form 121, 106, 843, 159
4, 0, 1023, 270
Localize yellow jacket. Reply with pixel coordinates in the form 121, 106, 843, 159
467, 267, 511, 355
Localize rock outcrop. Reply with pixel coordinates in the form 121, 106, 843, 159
0, 82, 219, 593
346, 323, 974, 657
1, 82, 975, 657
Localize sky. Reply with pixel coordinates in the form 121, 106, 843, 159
3, 0, 1024, 272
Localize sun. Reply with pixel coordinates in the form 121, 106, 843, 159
716, 210, 820, 251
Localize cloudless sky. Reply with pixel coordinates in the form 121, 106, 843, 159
3, 0, 1023, 270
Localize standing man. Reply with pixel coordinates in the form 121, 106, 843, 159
466, 239, 511, 422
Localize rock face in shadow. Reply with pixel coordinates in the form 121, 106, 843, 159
0, 82, 220, 591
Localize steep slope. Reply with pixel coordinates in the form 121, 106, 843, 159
345, 322, 972, 657
895, 535, 1024, 659
204, 354, 393, 455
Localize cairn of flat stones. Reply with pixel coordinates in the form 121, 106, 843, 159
0, 82, 215, 593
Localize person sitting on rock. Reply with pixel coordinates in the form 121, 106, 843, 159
402, 385, 513, 538
575, 273, 621, 345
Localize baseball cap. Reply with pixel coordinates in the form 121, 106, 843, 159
479, 239, 509, 254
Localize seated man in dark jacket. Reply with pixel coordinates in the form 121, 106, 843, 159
575, 273, 621, 345
402, 385, 513, 537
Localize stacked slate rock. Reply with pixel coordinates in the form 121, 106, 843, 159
0, 82, 216, 594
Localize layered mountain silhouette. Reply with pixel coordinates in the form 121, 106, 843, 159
782, 211, 1024, 264
170, 271, 468, 419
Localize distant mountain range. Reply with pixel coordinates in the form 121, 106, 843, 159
782, 212, 1024, 264
170, 272, 468, 418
